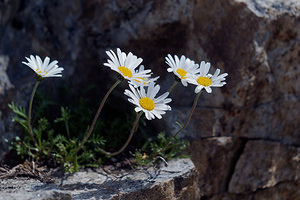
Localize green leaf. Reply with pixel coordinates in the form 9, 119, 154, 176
12, 116, 28, 130
8, 102, 27, 119
175, 121, 183, 128
54, 106, 71, 123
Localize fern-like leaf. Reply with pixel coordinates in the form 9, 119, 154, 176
8, 102, 27, 119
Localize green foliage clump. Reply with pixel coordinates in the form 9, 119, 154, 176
8, 88, 189, 172
8, 99, 107, 173
131, 131, 189, 166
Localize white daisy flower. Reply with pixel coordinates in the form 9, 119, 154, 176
22, 55, 64, 78
124, 82, 172, 120
129, 65, 159, 87
104, 48, 152, 82
187, 61, 228, 93
165, 54, 199, 86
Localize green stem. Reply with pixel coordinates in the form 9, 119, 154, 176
168, 81, 178, 93
38, 132, 42, 149
75, 79, 121, 154
173, 91, 202, 138
27, 81, 40, 149
150, 91, 202, 160
65, 120, 70, 138
98, 112, 142, 157
74, 154, 78, 172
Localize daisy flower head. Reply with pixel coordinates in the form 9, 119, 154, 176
104, 48, 152, 83
187, 61, 228, 93
165, 54, 199, 86
22, 55, 63, 79
129, 65, 160, 87
124, 82, 172, 120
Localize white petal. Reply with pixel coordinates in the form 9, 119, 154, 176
152, 110, 162, 119
181, 80, 188, 86
117, 48, 125, 66
36, 55, 43, 70
203, 62, 211, 75
167, 67, 173, 72
195, 86, 203, 93
149, 84, 160, 99
145, 112, 151, 120
134, 107, 141, 113
205, 86, 212, 93
42, 57, 50, 70
211, 68, 220, 79
199, 61, 206, 76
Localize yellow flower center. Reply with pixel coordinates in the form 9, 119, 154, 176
139, 97, 155, 111
176, 68, 187, 79
118, 66, 133, 78
35, 69, 46, 75
197, 76, 212, 86
135, 77, 146, 85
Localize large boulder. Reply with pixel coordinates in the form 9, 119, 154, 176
0, 0, 299, 198
229, 140, 300, 193
0, 159, 199, 200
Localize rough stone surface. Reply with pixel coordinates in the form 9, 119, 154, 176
187, 137, 245, 197
208, 181, 300, 200
0, 159, 199, 200
229, 140, 300, 193
0, 55, 15, 159
0, 0, 299, 199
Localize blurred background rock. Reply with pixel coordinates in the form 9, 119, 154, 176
0, 0, 299, 199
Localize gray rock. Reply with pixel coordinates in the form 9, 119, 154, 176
0, 0, 299, 199
229, 140, 300, 193
0, 55, 15, 159
207, 180, 300, 200
187, 137, 246, 196
0, 158, 199, 200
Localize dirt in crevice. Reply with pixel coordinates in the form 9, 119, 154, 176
0, 159, 56, 183
224, 138, 248, 191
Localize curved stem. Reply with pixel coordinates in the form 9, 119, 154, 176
98, 112, 142, 157
27, 81, 40, 148
168, 81, 178, 93
150, 91, 202, 160
75, 79, 121, 154
65, 120, 70, 138
172, 91, 202, 138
